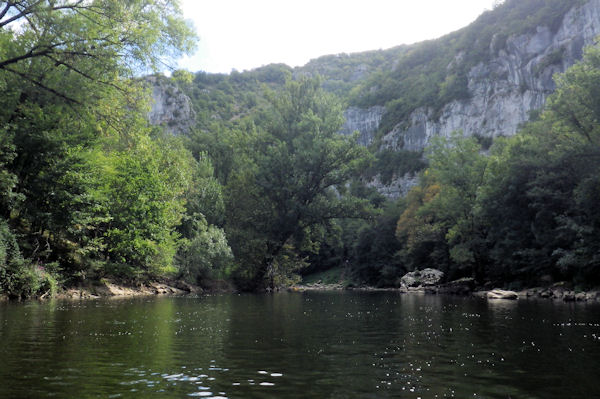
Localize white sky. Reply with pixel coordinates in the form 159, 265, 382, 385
177, 0, 498, 74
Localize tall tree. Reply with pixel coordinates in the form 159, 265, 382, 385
226, 77, 372, 290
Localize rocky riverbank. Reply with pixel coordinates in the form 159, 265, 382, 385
0, 279, 208, 302
292, 268, 600, 303
56, 279, 197, 300
290, 282, 600, 302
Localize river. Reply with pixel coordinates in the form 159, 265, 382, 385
0, 292, 599, 398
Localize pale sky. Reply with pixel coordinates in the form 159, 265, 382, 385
178, 0, 499, 74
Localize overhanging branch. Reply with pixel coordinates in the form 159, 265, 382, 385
3, 65, 82, 105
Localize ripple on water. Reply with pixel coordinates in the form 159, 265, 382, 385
3, 294, 600, 399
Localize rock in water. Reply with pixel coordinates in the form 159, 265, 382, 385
436, 277, 476, 295
400, 268, 444, 288
487, 289, 518, 300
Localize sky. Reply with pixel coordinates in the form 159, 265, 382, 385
177, 0, 499, 74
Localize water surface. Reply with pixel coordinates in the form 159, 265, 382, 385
1, 292, 599, 398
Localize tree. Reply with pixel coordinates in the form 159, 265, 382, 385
353, 200, 406, 287
226, 76, 372, 290
0, 0, 195, 105
425, 132, 490, 279
477, 44, 600, 286
396, 132, 490, 281
396, 173, 449, 274
101, 134, 194, 275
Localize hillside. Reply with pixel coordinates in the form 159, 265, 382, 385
149, 0, 600, 197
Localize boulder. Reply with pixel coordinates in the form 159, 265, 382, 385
562, 291, 576, 302
487, 289, 518, 300
585, 291, 600, 301
523, 288, 543, 297
575, 292, 587, 302
400, 268, 444, 288
172, 280, 202, 294
436, 277, 475, 295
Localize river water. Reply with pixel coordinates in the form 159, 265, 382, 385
0, 291, 599, 398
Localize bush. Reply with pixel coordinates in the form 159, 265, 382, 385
0, 219, 59, 299
176, 219, 232, 285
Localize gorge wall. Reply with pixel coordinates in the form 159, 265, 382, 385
350, 0, 600, 197
376, 0, 600, 152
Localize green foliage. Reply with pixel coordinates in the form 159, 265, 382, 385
224, 76, 373, 290
102, 134, 194, 275
366, 150, 426, 185
185, 122, 257, 185
0, 128, 19, 212
0, 218, 24, 279
1, 0, 594, 294
172, 65, 294, 132
0, 1, 195, 100
395, 174, 450, 275
301, 265, 346, 285
300, 49, 405, 97
351, 200, 406, 287
478, 44, 600, 286
0, 0, 199, 290
177, 217, 232, 285
393, 43, 600, 287
0, 219, 58, 299
425, 132, 490, 279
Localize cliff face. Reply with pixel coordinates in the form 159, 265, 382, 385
146, 76, 196, 135
378, 0, 600, 151
339, 106, 385, 146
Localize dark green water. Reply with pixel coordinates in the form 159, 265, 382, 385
1, 292, 599, 399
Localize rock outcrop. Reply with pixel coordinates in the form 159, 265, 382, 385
400, 268, 444, 288
487, 289, 519, 300
142, 1, 600, 199
340, 106, 385, 146
146, 76, 196, 135
365, 173, 420, 199
375, 0, 600, 153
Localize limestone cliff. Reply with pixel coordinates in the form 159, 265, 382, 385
339, 106, 385, 146
378, 0, 600, 151
146, 76, 196, 135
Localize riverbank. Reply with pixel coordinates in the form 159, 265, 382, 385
3, 276, 599, 303
56, 279, 194, 300
0, 278, 218, 302
290, 281, 600, 302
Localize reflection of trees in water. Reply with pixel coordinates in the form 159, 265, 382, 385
0, 297, 234, 397
1, 295, 599, 398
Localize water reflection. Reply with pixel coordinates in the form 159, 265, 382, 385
0, 293, 599, 398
